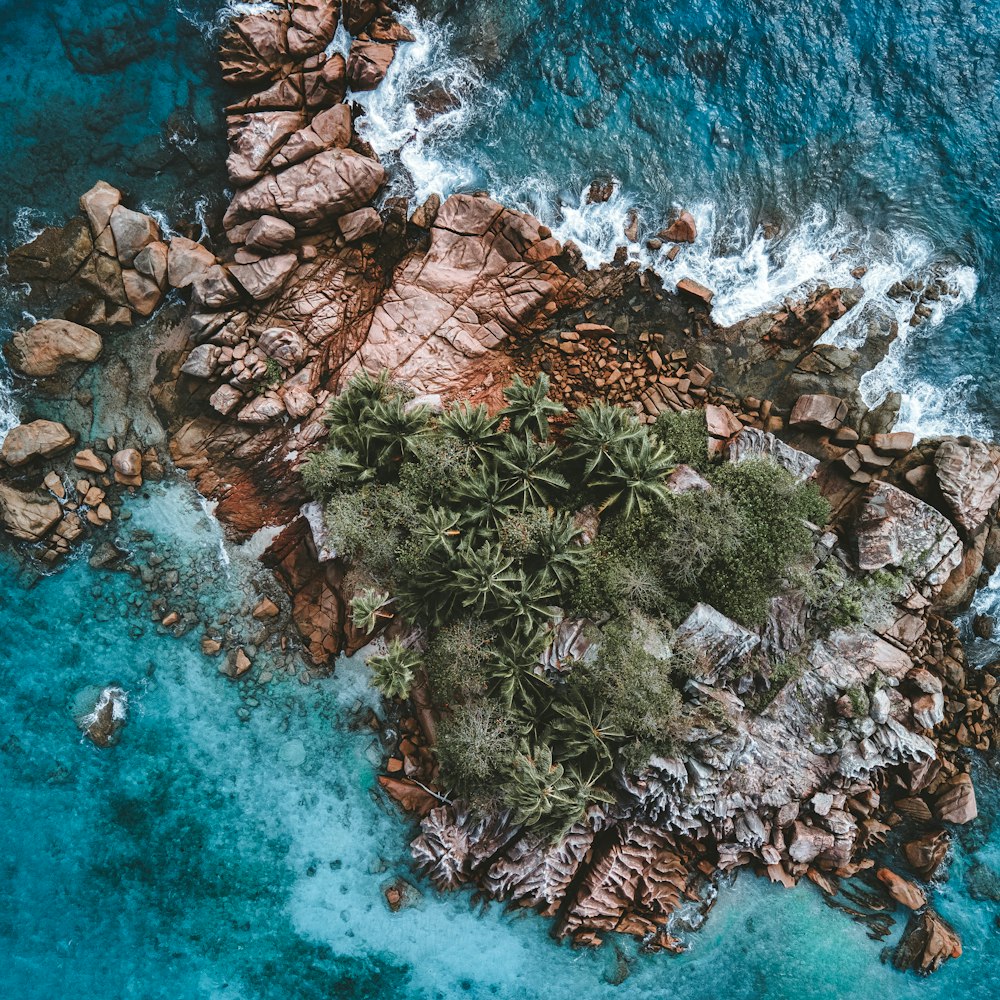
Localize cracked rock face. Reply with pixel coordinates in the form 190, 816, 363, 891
933, 438, 1000, 535
855, 481, 963, 594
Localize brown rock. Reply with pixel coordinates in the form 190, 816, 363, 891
704, 403, 742, 440
109, 205, 160, 266
378, 775, 438, 817
162, 611, 180, 627
933, 773, 978, 824
133, 241, 169, 289
79, 180, 121, 236
271, 105, 353, 169
167, 237, 217, 288
872, 431, 915, 455
223, 149, 386, 233
347, 39, 396, 91
410, 194, 441, 229
244, 215, 297, 254
676, 277, 714, 304
229, 253, 298, 300
2, 420, 75, 467
876, 867, 927, 910
934, 438, 1000, 535
660, 209, 697, 243
903, 829, 950, 879
8, 319, 102, 377
893, 909, 962, 974
789, 393, 847, 431
0, 483, 62, 541
253, 597, 280, 619
338, 206, 382, 243
122, 268, 163, 317
201, 637, 222, 656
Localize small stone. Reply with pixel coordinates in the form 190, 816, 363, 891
74, 449, 108, 473
252, 597, 280, 620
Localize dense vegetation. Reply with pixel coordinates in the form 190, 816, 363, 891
303, 370, 830, 836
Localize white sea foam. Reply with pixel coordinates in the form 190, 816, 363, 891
352, 9, 489, 201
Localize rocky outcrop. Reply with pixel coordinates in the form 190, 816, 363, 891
0, 483, 62, 541
74, 684, 128, 748
855, 482, 963, 597
726, 427, 819, 481
933, 438, 1000, 536
1, 420, 75, 467
7, 319, 102, 376
223, 148, 386, 233
893, 909, 962, 974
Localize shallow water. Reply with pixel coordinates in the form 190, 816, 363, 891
3, 0, 1000, 997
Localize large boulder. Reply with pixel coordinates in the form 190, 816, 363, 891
258, 327, 308, 367
347, 39, 396, 91
789, 393, 847, 431
79, 181, 121, 236
893, 910, 962, 974
229, 253, 299, 300
934, 438, 1000, 535
7, 319, 102, 377
902, 829, 950, 879
876, 867, 927, 910
933, 773, 978, 824
167, 237, 217, 289
0, 483, 62, 540
223, 148, 386, 233
659, 209, 697, 243
674, 603, 760, 683
1, 420, 75, 467
855, 482, 963, 594
109, 205, 161, 266
727, 428, 819, 482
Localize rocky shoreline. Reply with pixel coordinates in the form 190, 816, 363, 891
2, 0, 998, 976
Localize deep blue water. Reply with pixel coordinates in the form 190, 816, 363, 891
2, 1, 1000, 997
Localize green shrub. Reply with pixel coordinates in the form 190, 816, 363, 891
653, 409, 712, 472
436, 701, 518, 808
424, 619, 496, 704
699, 459, 830, 624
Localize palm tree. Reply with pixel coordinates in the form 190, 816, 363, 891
350, 588, 393, 634
563, 400, 645, 484
530, 512, 586, 592
324, 369, 394, 436
593, 434, 674, 518
491, 568, 559, 645
504, 742, 577, 829
546, 684, 625, 774
437, 402, 502, 461
451, 464, 520, 530
410, 505, 463, 559
450, 540, 519, 616
366, 640, 421, 700
493, 434, 569, 509
499, 374, 566, 440
359, 396, 431, 469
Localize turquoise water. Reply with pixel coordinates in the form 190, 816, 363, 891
2, 483, 998, 999
2, 1, 1000, 996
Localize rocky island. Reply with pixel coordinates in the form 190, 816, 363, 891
1, 0, 997, 985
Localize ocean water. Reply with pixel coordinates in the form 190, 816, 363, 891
2, 1, 1000, 997
358, 0, 1000, 438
